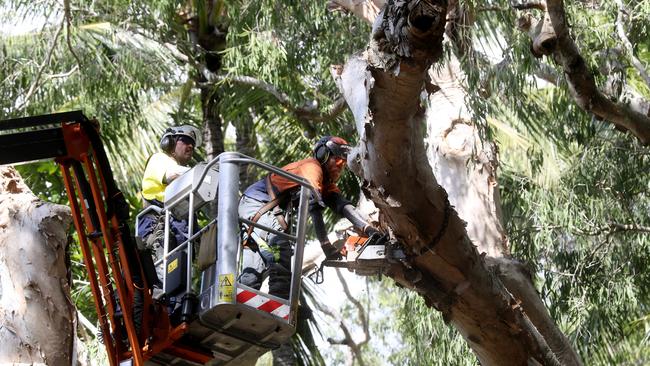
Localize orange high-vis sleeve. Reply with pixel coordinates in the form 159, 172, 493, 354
269, 158, 341, 196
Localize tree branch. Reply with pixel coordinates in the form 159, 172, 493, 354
608, 222, 650, 233
514, 15, 650, 117
46, 65, 79, 79
335, 269, 370, 347
197, 70, 348, 136
614, 0, 650, 89
327, 0, 384, 23
511, 1, 547, 11
63, 0, 83, 67
304, 280, 367, 366
578, 221, 650, 236
545, 0, 650, 144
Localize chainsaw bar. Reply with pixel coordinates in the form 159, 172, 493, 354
322, 234, 406, 276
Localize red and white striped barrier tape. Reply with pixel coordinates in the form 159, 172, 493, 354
236, 288, 290, 320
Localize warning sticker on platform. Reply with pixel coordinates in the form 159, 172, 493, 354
167, 258, 178, 273
218, 273, 234, 302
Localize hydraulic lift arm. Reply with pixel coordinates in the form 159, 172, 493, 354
2, 111, 321, 366
0, 111, 211, 366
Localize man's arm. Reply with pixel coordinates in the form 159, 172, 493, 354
325, 192, 379, 235
164, 164, 190, 184
340, 204, 379, 236
309, 200, 342, 260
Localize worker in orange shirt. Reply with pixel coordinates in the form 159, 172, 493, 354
238, 136, 379, 299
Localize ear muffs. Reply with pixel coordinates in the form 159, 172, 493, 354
160, 128, 176, 153
313, 136, 332, 164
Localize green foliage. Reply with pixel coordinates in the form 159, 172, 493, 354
499, 101, 650, 365
221, 0, 368, 147
392, 295, 476, 365
14, 161, 66, 203
373, 281, 476, 366
464, 2, 650, 365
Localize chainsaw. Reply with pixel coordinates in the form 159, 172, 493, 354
320, 232, 406, 277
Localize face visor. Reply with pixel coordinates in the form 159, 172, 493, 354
326, 138, 351, 159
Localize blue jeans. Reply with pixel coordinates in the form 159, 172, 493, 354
137, 213, 190, 285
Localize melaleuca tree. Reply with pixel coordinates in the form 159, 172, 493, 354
322, 0, 648, 365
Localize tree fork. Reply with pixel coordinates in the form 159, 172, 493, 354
342, 1, 575, 364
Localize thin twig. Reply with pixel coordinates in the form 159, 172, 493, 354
574, 221, 650, 236
335, 268, 370, 347
615, 0, 650, 88
608, 222, 650, 233
304, 274, 368, 366
63, 0, 83, 67
46, 65, 79, 79
477, 6, 507, 12
17, 21, 65, 110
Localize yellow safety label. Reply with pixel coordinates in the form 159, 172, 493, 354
167, 258, 178, 273
218, 273, 234, 303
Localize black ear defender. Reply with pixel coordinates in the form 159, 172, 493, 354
159, 127, 176, 153
313, 136, 332, 164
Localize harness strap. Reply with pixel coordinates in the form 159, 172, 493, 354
242, 175, 290, 251
243, 197, 281, 251
265, 175, 288, 231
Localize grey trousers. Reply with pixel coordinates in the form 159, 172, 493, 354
238, 195, 293, 299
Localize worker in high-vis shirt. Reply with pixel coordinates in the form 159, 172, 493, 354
239, 136, 380, 300
138, 125, 201, 287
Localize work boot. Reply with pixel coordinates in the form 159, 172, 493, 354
239, 268, 263, 290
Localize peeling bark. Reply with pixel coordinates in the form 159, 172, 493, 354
487, 257, 580, 366
0, 167, 74, 364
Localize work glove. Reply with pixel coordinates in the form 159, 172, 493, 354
363, 225, 382, 237
321, 242, 343, 260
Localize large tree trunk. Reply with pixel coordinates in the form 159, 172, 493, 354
0, 167, 75, 364
426, 56, 581, 366
425, 57, 506, 257
340, 1, 580, 365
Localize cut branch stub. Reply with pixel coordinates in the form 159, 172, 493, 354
369, 0, 447, 72
532, 12, 557, 57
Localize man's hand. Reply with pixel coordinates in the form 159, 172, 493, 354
321, 242, 342, 260
363, 225, 382, 237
